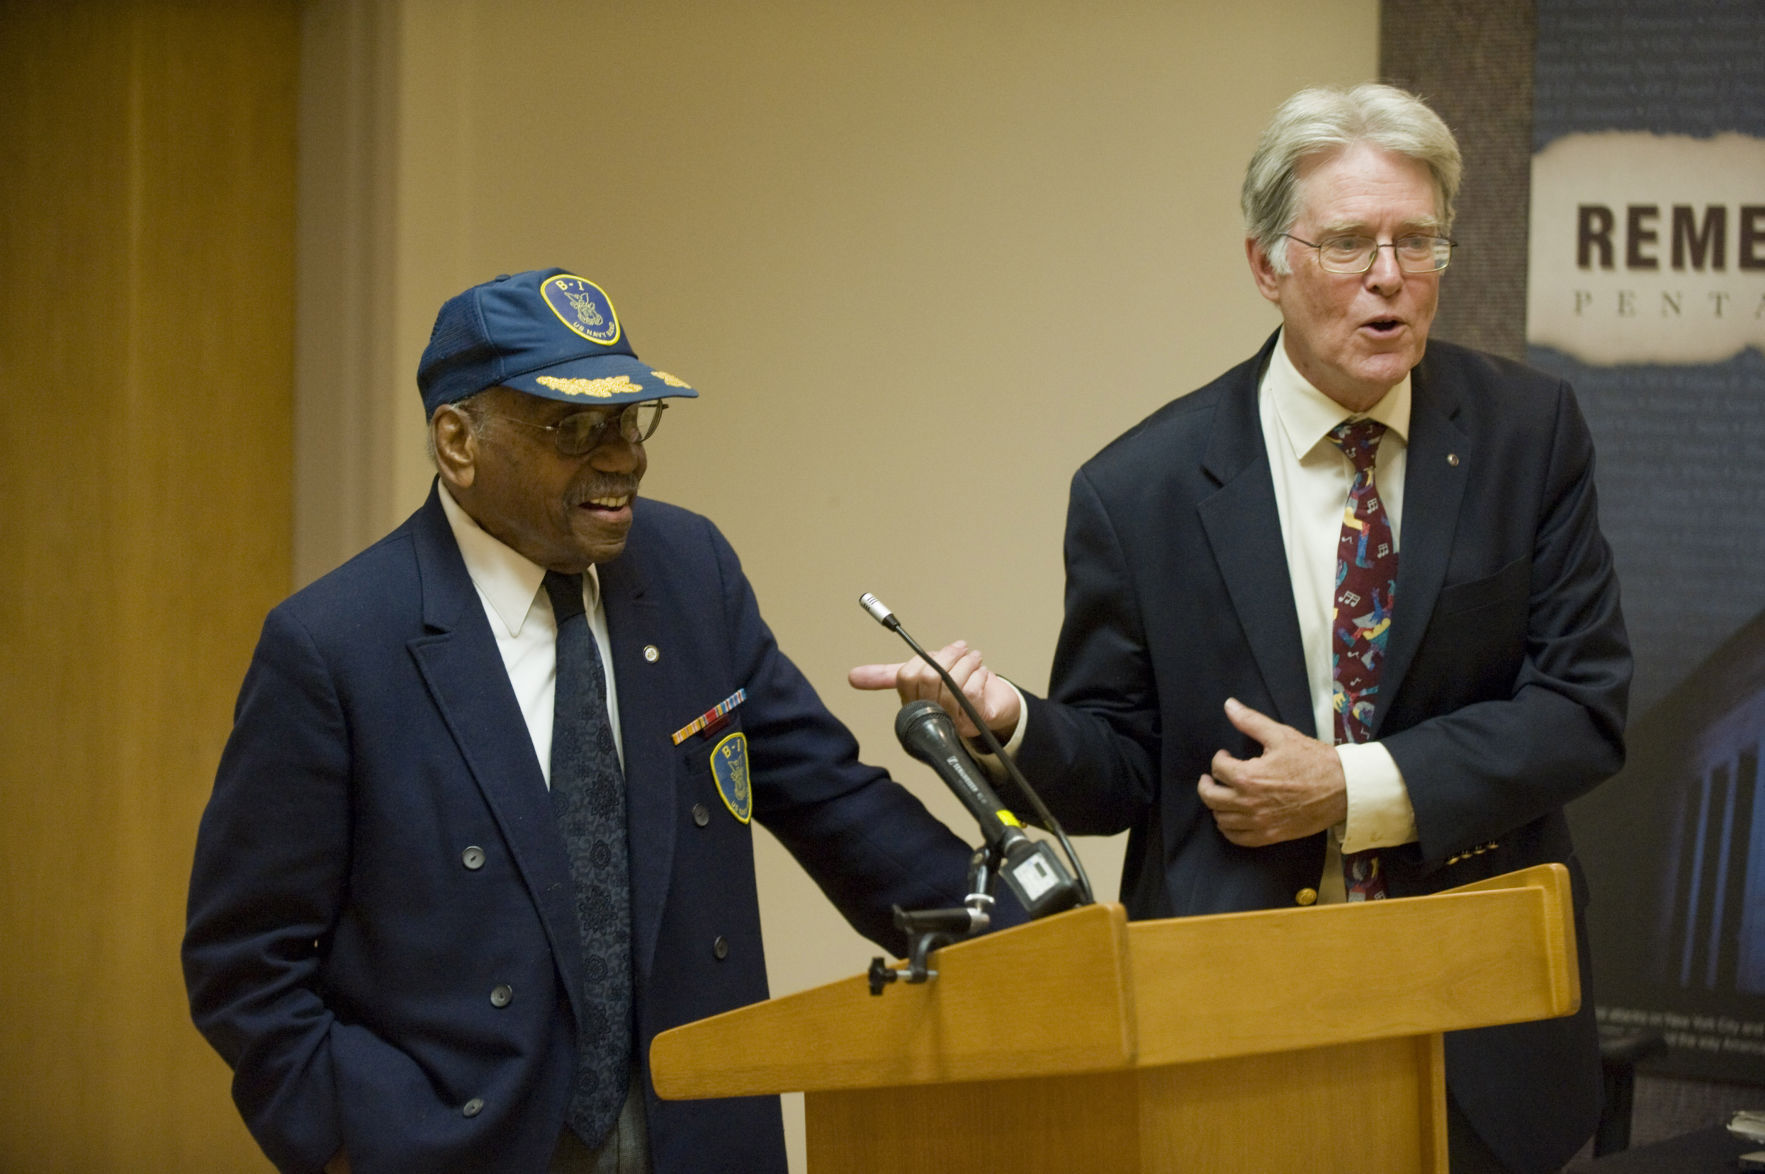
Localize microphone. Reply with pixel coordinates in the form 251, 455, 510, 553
859, 590, 1093, 911
895, 700, 1082, 919
895, 699, 1021, 851
860, 592, 897, 629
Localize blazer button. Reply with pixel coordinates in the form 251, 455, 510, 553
692, 803, 710, 827
490, 984, 513, 1008
1295, 887, 1318, 906
712, 935, 729, 960
462, 1097, 484, 1117
462, 846, 486, 870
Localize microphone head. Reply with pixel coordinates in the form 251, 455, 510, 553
858, 592, 896, 628
894, 698, 952, 744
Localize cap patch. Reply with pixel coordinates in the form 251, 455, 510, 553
540, 275, 621, 345
534, 374, 643, 399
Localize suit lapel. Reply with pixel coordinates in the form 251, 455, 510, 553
597, 545, 676, 984
1376, 357, 1469, 732
403, 486, 586, 1007
1195, 338, 1316, 732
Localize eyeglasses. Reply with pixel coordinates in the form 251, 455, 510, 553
484, 401, 668, 456
1283, 233, 1456, 274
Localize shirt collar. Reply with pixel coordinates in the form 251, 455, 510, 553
437, 481, 602, 635
1263, 327, 1412, 464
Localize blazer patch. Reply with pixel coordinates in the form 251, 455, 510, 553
710, 732, 753, 824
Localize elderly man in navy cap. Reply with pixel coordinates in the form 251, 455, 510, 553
184, 269, 989, 1174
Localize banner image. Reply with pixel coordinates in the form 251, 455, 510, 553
1531, 0, 1765, 1083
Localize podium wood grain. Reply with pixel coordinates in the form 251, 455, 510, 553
651, 864, 1578, 1172
650, 899, 1137, 1095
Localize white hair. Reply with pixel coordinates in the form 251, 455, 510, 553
1242, 83, 1463, 274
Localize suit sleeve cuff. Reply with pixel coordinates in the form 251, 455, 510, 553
1335, 740, 1416, 852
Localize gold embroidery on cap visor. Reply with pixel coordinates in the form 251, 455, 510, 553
651, 370, 693, 389
534, 374, 645, 399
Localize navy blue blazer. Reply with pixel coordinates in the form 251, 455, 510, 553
184, 486, 981, 1174
1013, 333, 1631, 1173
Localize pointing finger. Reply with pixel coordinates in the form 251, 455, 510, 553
848, 661, 908, 691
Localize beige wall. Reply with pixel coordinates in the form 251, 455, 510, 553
1, 3, 297, 1169
3, 2, 1387, 1167
289, 2, 1380, 1170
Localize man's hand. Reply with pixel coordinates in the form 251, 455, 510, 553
848, 639, 1022, 741
1197, 698, 1347, 847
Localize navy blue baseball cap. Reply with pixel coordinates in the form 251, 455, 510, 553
417, 268, 700, 416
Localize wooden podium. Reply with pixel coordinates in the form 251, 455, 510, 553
651, 865, 1581, 1172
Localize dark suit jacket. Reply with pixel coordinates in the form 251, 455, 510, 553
184, 486, 980, 1174
1012, 333, 1631, 1174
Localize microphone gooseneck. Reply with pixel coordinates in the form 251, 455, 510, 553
860, 592, 1094, 908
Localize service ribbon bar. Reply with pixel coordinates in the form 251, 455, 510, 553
671, 688, 747, 745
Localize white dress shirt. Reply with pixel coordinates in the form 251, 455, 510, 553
438, 483, 624, 785
1259, 330, 1418, 900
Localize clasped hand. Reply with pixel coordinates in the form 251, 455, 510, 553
1198, 698, 1348, 847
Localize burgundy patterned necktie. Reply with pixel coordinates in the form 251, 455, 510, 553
1328, 419, 1395, 901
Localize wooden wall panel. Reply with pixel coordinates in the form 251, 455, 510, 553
0, 3, 295, 1169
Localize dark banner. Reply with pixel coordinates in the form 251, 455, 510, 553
1532, 0, 1765, 1083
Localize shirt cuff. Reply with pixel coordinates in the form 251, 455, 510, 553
1335, 740, 1416, 852
967, 681, 1029, 779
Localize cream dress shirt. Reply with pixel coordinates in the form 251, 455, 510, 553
1259, 330, 1418, 901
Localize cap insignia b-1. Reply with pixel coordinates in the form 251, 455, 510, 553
540, 274, 621, 345
710, 732, 753, 824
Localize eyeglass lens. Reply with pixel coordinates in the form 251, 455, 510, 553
553, 402, 665, 454
1314, 235, 1452, 273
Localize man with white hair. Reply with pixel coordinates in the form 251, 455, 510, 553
854, 84, 1631, 1172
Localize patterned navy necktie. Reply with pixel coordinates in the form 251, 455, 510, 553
1327, 420, 1395, 901
541, 570, 634, 1145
